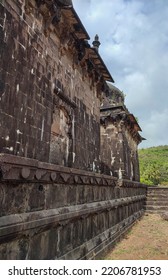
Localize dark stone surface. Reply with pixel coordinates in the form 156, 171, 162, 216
0, 160, 147, 259
0, 1, 147, 260
0, 1, 101, 172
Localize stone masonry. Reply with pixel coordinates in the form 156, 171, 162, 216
0, 0, 147, 259
100, 84, 143, 181
0, 154, 147, 259
146, 187, 168, 214
0, 0, 114, 172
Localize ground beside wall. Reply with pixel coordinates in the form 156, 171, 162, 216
104, 214, 168, 260
0, 154, 147, 260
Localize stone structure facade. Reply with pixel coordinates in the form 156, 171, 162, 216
0, 0, 146, 259
0, 154, 146, 259
100, 84, 143, 181
0, 0, 114, 172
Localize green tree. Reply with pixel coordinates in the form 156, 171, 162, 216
139, 145, 168, 186
140, 163, 161, 185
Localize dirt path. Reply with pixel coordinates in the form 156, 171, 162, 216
104, 214, 168, 260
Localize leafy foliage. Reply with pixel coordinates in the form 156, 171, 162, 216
138, 145, 168, 186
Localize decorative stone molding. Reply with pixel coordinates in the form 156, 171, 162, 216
0, 154, 117, 186
0, 196, 145, 240
118, 179, 147, 189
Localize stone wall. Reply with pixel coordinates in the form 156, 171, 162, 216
100, 122, 123, 177
0, 0, 147, 260
122, 128, 140, 181
100, 116, 140, 181
0, 154, 147, 259
100, 84, 142, 181
0, 0, 104, 172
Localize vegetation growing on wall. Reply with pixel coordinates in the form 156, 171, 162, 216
138, 145, 168, 185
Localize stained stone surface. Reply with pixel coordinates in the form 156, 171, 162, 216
0, 0, 147, 260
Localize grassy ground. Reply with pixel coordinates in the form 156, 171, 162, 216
104, 214, 168, 260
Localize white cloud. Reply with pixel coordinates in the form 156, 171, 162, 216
73, 0, 168, 148
139, 109, 168, 148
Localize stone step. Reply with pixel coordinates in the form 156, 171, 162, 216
146, 188, 168, 213
146, 205, 168, 211
145, 210, 167, 214
147, 188, 168, 191
147, 193, 168, 197
147, 202, 168, 206
147, 198, 168, 200
148, 191, 168, 193
147, 192, 168, 195
147, 193, 168, 195
146, 201, 168, 206
146, 197, 168, 201
147, 190, 168, 193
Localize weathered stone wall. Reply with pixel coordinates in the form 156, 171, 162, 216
0, 0, 101, 171
100, 123, 123, 177
100, 84, 141, 181
0, 1, 147, 260
100, 121, 140, 181
0, 154, 147, 259
123, 128, 140, 181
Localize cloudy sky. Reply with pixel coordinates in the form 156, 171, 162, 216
73, 0, 168, 148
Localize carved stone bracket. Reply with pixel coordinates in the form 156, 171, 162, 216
34, 0, 73, 37
34, 0, 62, 36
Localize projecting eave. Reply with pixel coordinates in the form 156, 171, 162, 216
71, 7, 90, 40
100, 104, 127, 113
47, 1, 114, 82
128, 114, 142, 132
62, 7, 90, 40
89, 48, 114, 83
137, 134, 146, 145
140, 136, 146, 141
